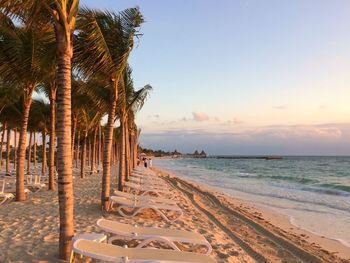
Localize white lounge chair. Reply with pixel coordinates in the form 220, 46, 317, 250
128, 176, 168, 188
113, 190, 177, 206
110, 196, 183, 223
0, 179, 14, 205
125, 181, 172, 197
97, 218, 212, 255
26, 174, 46, 192
71, 239, 216, 263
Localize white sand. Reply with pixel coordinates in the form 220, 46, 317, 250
0, 167, 252, 262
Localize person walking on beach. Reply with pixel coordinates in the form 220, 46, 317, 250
143, 158, 148, 168
149, 158, 152, 167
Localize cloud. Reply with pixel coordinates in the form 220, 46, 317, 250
227, 117, 243, 125
192, 112, 209, 122
139, 122, 350, 155
273, 105, 287, 110
148, 114, 160, 118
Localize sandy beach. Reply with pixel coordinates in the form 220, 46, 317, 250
0, 166, 348, 262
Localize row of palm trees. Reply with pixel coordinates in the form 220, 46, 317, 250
0, 1, 151, 260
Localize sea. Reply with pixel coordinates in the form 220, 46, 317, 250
154, 156, 350, 248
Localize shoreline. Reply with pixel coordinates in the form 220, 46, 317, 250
153, 166, 350, 261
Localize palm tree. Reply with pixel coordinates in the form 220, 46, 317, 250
75, 7, 144, 210
0, 16, 49, 201
0, 81, 21, 170
38, 51, 58, 190
30, 98, 50, 176
0, 89, 22, 174
78, 106, 102, 179
117, 66, 151, 190
1, 2, 79, 258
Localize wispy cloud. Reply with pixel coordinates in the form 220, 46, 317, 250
192, 111, 209, 122
273, 105, 287, 110
140, 122, 350, 155
227, 117, 244, 125
148, 114, 160, 118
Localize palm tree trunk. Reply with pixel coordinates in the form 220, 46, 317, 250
71, 116, 77, 161
27, 131, 33, 172
131, 128, 137, 169
125, 121, 131, 181
118, 115, 126, 191
49, 88, 56, 191
111, 136, 115, 165
130, 129, 134, 169
81, 130, 87, 178
75, 131, 80, 168
6, 127, 11, 174
16, 95, 32, 201
56, 53, 74, 258
101, 89, 117, 210
33, 132, 37, 169
42, 130, 47, 176
88, 136, 91, 168
91, 127, 97, 175
13, 128, 17, 171
116, 140, 120, 162
101, 131, 104, 166
55, 25, 74, 260
0, 122, 6, 168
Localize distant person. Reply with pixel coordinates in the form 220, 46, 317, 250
144, 158, 148, 168
149, 158, 152, 167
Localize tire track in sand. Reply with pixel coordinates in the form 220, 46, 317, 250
164, 176, 324, 263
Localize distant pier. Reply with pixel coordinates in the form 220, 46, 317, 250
212, 156, 283, 160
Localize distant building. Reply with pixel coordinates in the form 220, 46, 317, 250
199, 150, 207, 158
192, 150, 207, 158
172, 149, 182, 158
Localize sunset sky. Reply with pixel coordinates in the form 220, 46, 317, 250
81, 0, 350, 155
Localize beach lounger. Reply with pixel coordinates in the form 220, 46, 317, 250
128, 176, 167, 188
97, 218, 212, 255
0, 179, 14, 205
125, 181, 172, 197
71, 239, 215, 263
26, 174, 46, 192
113, 190, 177, 206
110, 196, 183, 223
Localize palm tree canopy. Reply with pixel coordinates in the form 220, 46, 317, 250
28, 97, 51, 132
0, 14, 52, 92
74, 7, 144, 83
0, 0, 79, 34
117, 65, 152, 121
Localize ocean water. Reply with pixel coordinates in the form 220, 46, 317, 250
154, 156, 350, 247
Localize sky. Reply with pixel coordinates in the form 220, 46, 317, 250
81, 0, 350, 155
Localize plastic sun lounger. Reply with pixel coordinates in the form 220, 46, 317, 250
0, 179, 14, 205
128, 177, 168, 188
71, 239, 216, 263
26, 174, 46, 192
97, 218, 212, 255
124, 182, 173, 196
131, 176, 165, 185
124, 181, 172, 197
112, 190, 177, 206
110, 196, 183, 223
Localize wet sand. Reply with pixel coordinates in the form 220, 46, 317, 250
153, 166, 350, 262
